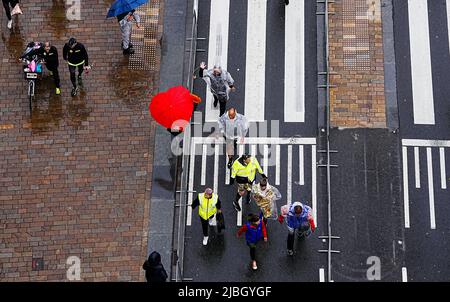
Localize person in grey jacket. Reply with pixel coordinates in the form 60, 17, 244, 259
119, 10, 140, 55
199, 62, 235, 116
218, 107, 249, 168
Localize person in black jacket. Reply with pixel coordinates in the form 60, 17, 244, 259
63, 37, 89, 96
42, 42, 61, 95
142, 251, 168, 282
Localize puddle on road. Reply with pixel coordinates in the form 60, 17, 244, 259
49, 0, 69, 39
1, 22, 25, 60
110, 57, 156, 109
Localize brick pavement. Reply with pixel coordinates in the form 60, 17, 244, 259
0, 0, 162, 281
328, 0, 387, 128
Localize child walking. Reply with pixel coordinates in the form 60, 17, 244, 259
237, 213, 267, 271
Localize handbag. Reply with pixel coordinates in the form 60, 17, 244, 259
11, 4, 23, 16
216, 211, 225, 233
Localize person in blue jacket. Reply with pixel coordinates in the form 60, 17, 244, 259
237, 213, 267, 271
278, 201, 316, 256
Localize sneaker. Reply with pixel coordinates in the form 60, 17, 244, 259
251, 261, 258, 270
202, 236, 208, 246
208, 219, 213, 226
123, 47, 135, 55
55, 88, 61, 95
287, 249, 294, 256
233, 201, 241, 212
71, 87, 78, 96
7, 20, 12, 29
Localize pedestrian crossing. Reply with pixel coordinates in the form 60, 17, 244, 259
402, 139, 450, 230
398, 0, 450, 127
200, 0, 312, 123
186, 136, 317, 227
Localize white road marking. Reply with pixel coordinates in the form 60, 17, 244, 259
446, 0, 450, 57
263, 144, 269, 178
299, 145, 304, 185
407, 0, 435, 125
402, 146, 410, 228
402, 267, 408, 282
426, 147, 436, 229
402, 139, 450, 147
251, 144, 257, 157
237, 197, 243, 226
440, 148, 447, 189
192, 136, 316, 145
275, 145, 281, 185
414, 147, 420, 188
212, 144, 219, 226
244, 0, 267, 121
225, 151, 230, 185
201, 144, 207, 186
187, 144, 196, 226
205, 0, 230, 122
312, 144, 317, 228
287, 145, 293, 204
319, 268, 325, 282
285, 0, 305, 122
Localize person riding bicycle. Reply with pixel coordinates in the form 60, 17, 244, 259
278, 201, 315, 256
21, 41, 61, 95
63, 37, 89, 96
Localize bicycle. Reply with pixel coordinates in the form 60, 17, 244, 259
21, 56, 43, 115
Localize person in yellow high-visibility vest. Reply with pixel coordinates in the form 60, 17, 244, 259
230, 154, 267, 211
191, 188, 222, 246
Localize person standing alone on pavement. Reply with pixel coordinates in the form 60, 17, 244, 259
2, 0, 22, 29
190, 188, 222, 246
142, 251, 168, 282
237, 213, 268, 271
63, 37, 90, 96
119, 9, 140, 55
199, 61, 235, 117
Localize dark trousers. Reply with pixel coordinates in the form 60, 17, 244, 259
2, 0, 18, 20
287, 232, 295, 251
68, 64, 84, 88
47, 65, 60, 88
200, 216, 211, 237
248, 244, 256, 261
213, 94, 227, 117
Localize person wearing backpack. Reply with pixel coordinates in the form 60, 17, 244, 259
237, 213, 267, 271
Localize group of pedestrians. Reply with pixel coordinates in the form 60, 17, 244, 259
21, 38, 89, 97
194, 61, 315, 271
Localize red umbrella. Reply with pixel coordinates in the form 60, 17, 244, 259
149, 86, 198, 130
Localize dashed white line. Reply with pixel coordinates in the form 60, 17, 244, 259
287, 145, 292, 204
187, 144, 196, 226
402, 146, 410, 228
319, 268, 325, 282
312, 144, 317, 228
414, 147, 420, 188
402, 267, 408, 282
275, 145, 281, 186
299, 145, 304, 185
201, 144, 207, 186
426, 147, 436, 229
440, 147, 447, 189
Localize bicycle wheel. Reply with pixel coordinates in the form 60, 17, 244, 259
28, 80, 34, 115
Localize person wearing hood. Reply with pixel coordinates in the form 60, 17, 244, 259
119, 9, 140, 55
278, 201, 316, 256
230, 154, 266, 211
218, 107, 249, 169
199, 61, 235, 117
142, 251, 168, 282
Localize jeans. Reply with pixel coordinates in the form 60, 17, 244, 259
68, 64, 84, 88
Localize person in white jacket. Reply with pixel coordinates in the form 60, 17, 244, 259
218, 107, 249, 168
119, 10, 140, 55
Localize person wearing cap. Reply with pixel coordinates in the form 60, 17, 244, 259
63, 37, 90, 96
119, 9, 140, 55
230, 154, 266, 211
199, 61, 235, 117
191, 188, 222, 246
278, 201, 316, 256
218, 107, 249, 169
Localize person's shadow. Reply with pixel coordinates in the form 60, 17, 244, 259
1, 20, 25, 60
